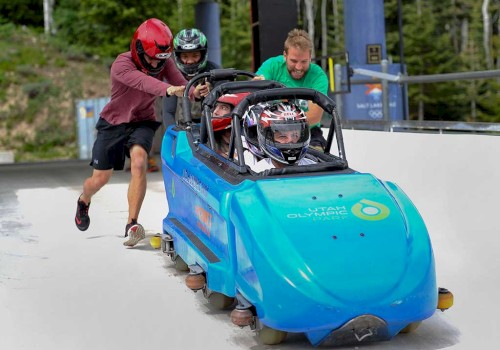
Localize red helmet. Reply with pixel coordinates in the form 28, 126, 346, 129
212, 92, 250, 132
130, 18, 173, 76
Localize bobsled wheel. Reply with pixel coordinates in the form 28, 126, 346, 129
400, 321, 421, 333
258, 325, 287, 345
438, 287, 454, 311
208, 292, 235, 309
173, 256, 189, 272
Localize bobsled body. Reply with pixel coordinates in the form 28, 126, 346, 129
161, 127, 437, 346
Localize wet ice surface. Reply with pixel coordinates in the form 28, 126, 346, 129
1, 130, 499, 350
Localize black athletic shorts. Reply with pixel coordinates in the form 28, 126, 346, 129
310, 126, 327, 150
90, 118, 161, 170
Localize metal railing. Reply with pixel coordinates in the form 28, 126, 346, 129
339, 119, 500, 135
332, 59, 500, 134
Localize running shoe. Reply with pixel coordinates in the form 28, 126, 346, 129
75, 196, 90, 231
123, 221, 145, 247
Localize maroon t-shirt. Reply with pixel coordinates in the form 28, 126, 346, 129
100, 51, 194, 125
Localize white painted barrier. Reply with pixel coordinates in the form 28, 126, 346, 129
0, 150, 14, 164
341, 129, 500, 348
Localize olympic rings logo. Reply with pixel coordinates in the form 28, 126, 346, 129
368, 109, 383, 119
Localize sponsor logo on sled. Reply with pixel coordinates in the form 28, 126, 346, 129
195, 205, 212, 236
287, 206, 349, 220
351, 199, 390, 221
182, 169, 208, 197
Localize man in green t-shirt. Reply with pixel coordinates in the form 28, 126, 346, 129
255, 29, 328, 150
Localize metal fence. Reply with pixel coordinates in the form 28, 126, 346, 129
340, 119, 500, 135
333, 59, 500, 135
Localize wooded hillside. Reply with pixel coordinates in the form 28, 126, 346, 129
1, 0, 499, 161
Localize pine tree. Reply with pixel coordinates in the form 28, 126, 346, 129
219, 0, 252, 70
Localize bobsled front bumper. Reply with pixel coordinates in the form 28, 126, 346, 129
307, 314, 390, 346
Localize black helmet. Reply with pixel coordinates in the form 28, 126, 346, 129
173, 28, 208, 77
257, 102, 310, 165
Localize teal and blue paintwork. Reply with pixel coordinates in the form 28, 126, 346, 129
161, 127, 437, 346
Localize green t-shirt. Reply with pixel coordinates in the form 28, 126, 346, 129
256, 55, 328, 127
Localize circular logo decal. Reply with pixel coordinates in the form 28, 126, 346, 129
351, 199, 390, 221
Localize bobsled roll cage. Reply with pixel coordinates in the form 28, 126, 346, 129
179, 68, 349, 178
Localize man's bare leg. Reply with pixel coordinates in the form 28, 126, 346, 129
80, 169, 113, 205
127, 145, 148, 224
123, 145, 148, 246
75, 168, 113, 231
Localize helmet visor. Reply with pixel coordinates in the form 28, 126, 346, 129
268, 122, 309, 145
261, 122, 310, 164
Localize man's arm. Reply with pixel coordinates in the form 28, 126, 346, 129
305, 64, 328, 126
306, 102, 323, 126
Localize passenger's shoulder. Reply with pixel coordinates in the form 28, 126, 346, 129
250, 158, 273, 173
300, 157, 317, 165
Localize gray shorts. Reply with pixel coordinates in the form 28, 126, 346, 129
90, 118, 161, 170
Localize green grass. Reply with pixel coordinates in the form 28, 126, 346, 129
0, 23, 110, 162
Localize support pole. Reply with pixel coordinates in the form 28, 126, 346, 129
195, 0, 221, 66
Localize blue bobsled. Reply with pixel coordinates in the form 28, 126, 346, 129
160, 70, 451, 346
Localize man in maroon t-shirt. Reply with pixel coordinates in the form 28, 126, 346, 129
74, 18, 209, 247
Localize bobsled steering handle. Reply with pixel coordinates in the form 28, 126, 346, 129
202, 80, 287, 109
182, 69, 258, 124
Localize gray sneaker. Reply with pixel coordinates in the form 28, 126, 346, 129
123, 222, 145, 247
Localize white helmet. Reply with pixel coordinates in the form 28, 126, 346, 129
257, 102, 310, 165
